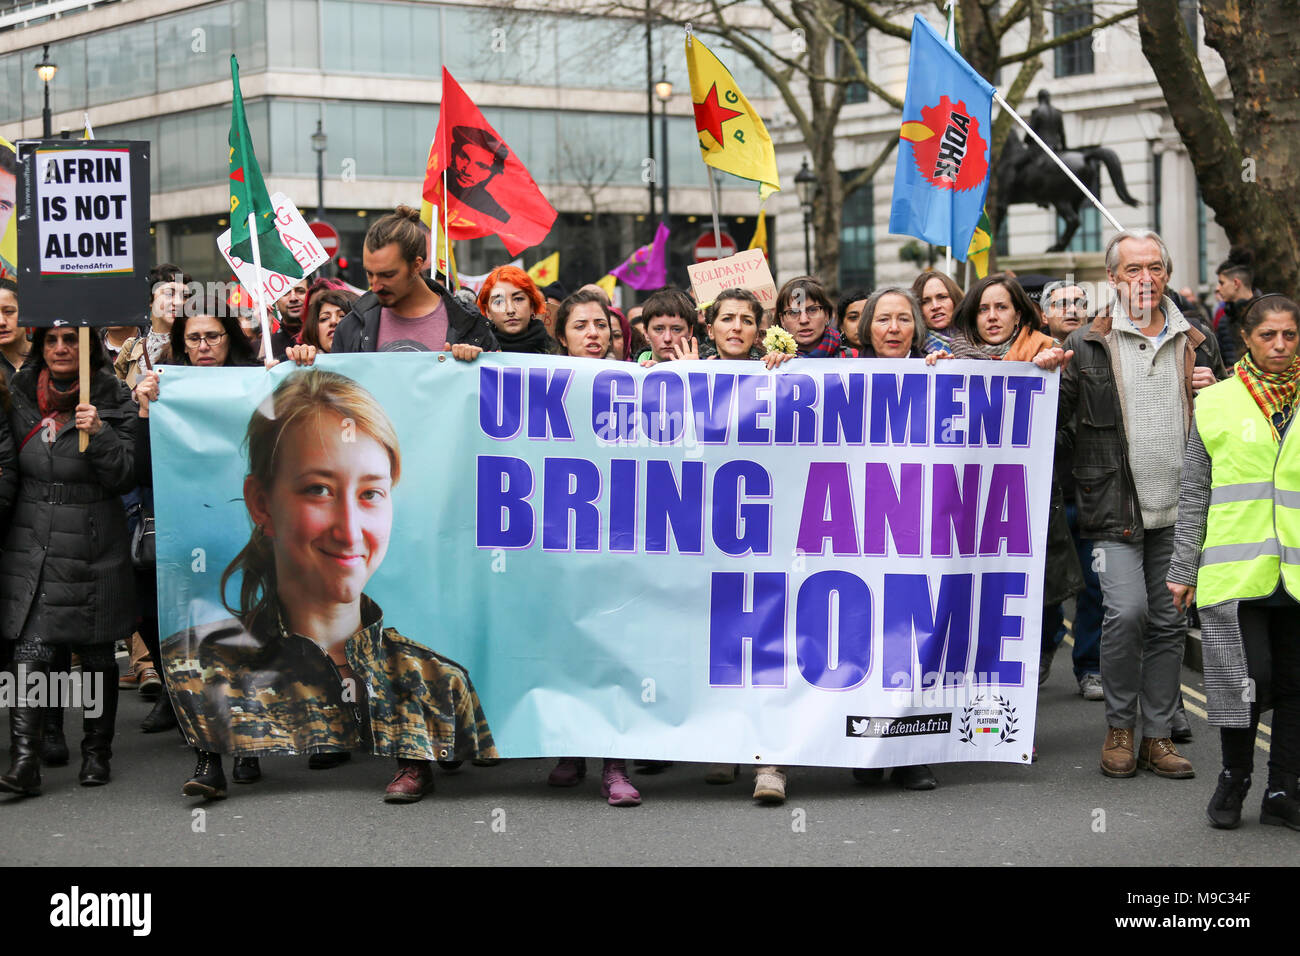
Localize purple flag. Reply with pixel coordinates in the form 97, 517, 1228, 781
610, 222, 670, 290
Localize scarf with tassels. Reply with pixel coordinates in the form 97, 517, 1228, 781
1236, 350, 1300, 439
799, 326, 858, 358
37, 368, 80, 435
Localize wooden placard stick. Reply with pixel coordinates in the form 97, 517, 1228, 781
78, 326, 90, 453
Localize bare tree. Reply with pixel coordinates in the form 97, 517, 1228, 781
1138, 0, 1300, 295
489, 0, 1135, 281
558, 137, 626, 272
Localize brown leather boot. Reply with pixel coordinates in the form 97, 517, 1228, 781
1138, 737, 1195, 779
1100, 726, 1137, 777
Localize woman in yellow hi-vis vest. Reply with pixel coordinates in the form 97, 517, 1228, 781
1168, 293, 1300, 832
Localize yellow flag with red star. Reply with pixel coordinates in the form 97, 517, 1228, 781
685, 33, 780, 200
527, 251, 559, 287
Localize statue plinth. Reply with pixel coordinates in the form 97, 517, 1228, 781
999, 251, 1108, 285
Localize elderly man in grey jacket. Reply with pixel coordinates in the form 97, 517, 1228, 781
1058, 229, 1220, 781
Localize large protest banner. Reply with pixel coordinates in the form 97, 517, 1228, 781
151, 354, 1056, 768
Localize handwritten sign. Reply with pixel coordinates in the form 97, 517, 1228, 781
218, 193, 327, 303
687, 247, 777, 313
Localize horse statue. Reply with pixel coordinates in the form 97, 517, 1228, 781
995, 135, 1140, 252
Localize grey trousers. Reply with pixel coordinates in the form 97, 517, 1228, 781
1095, 525, 1186, 738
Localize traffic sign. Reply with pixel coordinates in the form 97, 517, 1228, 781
694, 230, 737, 263
309, 220, 340, 260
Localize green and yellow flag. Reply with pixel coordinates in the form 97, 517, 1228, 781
228, 56, 301, 278
967, 209, 992, 279
685, 34, 780, 200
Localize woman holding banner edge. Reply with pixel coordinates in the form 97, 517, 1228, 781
146, 367, 497, 803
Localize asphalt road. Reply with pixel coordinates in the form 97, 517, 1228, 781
0, 645, 1289, 867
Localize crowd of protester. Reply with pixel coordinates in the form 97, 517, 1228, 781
0, 209, 1295, 834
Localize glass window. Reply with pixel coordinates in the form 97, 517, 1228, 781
836, 12, 869, 104
267, 0, 320, 70
1054, 1, 1094, 77
97, 117, 162, 193
1058, 205, 1100, 252
839, 176, 874, 291
321, 0, 439, 76
87, 22, 156, 106
0, 53, 25, 124
1196, 188, 1207, 284
157, 5, 234, 91
557, 15, 644, 90
995, 214, 1009, 257
1179, 0, 1198, 48
1151, 150, 1162, 234
443, 5, 557, 87
269, 101, 321, 177
232, 0, 269, 73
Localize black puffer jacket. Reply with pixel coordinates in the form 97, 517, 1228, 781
332, 275, 498, 353
0, 367, 137, 646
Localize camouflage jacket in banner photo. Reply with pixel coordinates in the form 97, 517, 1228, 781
161, 595, 498, 762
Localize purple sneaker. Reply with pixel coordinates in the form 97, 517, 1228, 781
600, 759, 642, 807
547, 757, 587, 787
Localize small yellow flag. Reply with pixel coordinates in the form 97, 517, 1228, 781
685, 34, 780, 200
595, 274, 617, 299
747, 209, 768, 257
966, 209, 993, 280
419, 195, 457, 286
527, 251, 559, 286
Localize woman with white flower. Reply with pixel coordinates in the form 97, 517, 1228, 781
670, 288, 794, 371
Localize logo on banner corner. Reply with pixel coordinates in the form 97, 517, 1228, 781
899, 95, 989, 193
846, 714, 953, 738
957, 694, 1018, 746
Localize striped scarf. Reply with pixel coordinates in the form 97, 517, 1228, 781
1235, 350, 1300, 439
799, 326, 858, 358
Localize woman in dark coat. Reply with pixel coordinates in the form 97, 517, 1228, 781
0, 326, 136, 795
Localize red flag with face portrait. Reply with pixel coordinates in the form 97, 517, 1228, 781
422, 69, 557, 257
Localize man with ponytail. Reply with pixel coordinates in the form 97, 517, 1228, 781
332, 205, 497, 354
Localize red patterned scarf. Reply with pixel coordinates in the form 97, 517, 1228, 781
37, 368, 79, 435
1236, 351, 1300, 439
799, 326, 858, 358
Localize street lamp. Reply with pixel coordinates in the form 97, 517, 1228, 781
34, 44, 58, 139
311, 119, 328, 222
655, 70, 673, 279
795, 157, 817, 276
644, 6, 656, 232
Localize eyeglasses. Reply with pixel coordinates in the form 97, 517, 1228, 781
781, 304, 826, 321
184, 331, 227, 347
1121, 263, 1167, 279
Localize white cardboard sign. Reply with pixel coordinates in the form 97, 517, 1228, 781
218, 193, 328, 304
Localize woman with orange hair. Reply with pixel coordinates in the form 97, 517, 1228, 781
476, 265, 560, 355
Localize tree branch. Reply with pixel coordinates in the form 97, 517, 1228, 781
998, 6, 1138, 65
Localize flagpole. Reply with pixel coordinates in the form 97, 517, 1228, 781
943, 0, 956, 279
708, 169, 723, 254
993, 89, 1123, 233
247, 212, 274, 367
442, 168, 456, 291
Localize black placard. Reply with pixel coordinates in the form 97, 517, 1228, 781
15, 138, 151, 327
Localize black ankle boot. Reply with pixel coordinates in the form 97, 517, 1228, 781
139, 693, 177, 733
232, 756, 261, 784
183, 750, 227, 799
0, 706, 43, 796
78, 668, 118, 787
1261, 772, 1300, 830
40, 707, 69, 766
1206, 768, 1251, 829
